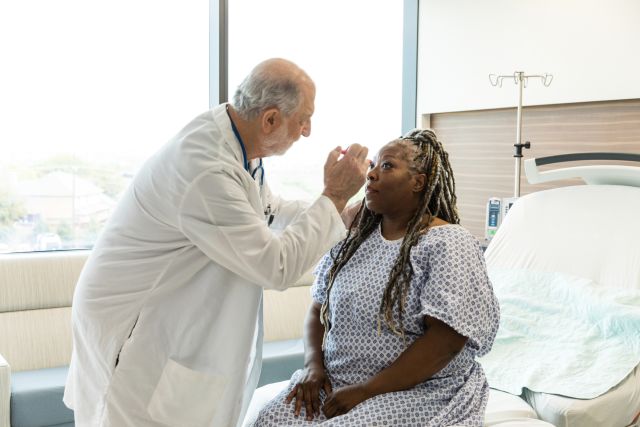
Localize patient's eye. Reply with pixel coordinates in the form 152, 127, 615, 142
380, 161, 393, 170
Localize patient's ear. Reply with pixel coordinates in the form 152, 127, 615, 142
412, 173, 426, 193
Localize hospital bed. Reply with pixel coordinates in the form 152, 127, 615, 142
481, 152, 640, 427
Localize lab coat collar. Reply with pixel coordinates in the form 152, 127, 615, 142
212, 103, 245, 168
212, 103, 263, 182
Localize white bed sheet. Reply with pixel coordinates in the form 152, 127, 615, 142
485, 183, 640, 427
242, 381, 555, 426
523, 364, 640, 427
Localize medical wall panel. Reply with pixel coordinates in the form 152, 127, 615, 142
425, 98, 640, 240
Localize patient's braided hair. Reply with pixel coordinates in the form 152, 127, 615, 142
320, 128, 459, 346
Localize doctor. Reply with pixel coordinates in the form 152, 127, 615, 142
63, 58, 369, 427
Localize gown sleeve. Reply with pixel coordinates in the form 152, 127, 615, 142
419, 226, 500, 356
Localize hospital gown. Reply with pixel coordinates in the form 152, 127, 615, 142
253, 224, 500, 427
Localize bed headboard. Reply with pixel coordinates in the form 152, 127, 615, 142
525, 152, 640, 187
425, 98, 640, 240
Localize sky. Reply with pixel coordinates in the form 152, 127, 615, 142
0, 0, 403, 200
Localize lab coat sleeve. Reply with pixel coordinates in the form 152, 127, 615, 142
262, 183, 308, 231
178, 169, 346, 290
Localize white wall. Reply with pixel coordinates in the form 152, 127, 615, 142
417, 0, 640, 115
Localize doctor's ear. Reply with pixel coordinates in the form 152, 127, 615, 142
262, 108, 281, 133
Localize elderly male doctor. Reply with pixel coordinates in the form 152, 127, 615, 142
63, 58, 369, 427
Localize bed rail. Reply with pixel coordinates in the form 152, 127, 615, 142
525, 152, 640, 187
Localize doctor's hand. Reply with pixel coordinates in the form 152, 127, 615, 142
322, 383, 371, 419
285, 367, 332, 420
322, 144, 369, 214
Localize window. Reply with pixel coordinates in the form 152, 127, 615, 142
228, 0, 404, 201
0, 0, 405, 253
0, 1, 209, 252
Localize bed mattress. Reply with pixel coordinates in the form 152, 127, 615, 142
243, 381, 555, 426
523, 364, 640, 427
483, 388, 554, 426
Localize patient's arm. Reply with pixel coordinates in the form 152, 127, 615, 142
285, 301, 332, 420
322, 315, 467, 418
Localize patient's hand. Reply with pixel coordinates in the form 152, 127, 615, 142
285, 367, 332, 420
322, 383, 371, 419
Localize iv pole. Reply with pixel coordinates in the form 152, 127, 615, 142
489, 71, 553, 197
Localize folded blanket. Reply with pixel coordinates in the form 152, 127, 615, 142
479, 268, 640, 399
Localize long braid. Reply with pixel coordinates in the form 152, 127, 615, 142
320, 203, 380, 346
321, 128, 459, 347
378, 129, 459, 343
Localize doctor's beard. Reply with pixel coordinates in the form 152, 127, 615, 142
262, 123, 292, 157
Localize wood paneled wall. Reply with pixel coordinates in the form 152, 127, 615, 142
423, 99, 640, 240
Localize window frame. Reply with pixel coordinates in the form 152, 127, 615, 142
209, 0, 418, 130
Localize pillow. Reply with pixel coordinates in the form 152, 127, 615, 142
485, 184, 640, 291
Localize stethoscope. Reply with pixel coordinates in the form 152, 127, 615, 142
226, 105, 273, 225
226, 105, 265, 186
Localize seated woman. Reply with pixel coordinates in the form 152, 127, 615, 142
252, 129, 500, 426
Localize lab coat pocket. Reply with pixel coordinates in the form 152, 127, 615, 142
147, 358, 228, 427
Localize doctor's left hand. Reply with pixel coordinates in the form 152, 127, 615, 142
322, 383, 371, 419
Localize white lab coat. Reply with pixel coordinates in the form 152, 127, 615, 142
63, 104, 346, 427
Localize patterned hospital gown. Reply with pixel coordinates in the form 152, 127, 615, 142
253, 224, 500, 427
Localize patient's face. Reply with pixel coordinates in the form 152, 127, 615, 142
365, 141, 423, 216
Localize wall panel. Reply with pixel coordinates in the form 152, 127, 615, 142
417, 0, 640, 114
424, 99, 640, 240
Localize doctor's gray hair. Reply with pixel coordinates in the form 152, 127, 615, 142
231, 67, 302, 121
